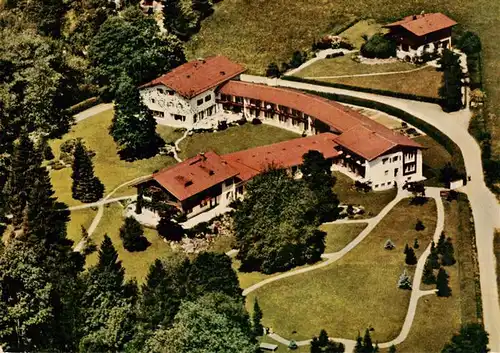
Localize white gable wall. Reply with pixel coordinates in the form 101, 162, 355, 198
366, 149, 423, 190
140, 85, 218, 128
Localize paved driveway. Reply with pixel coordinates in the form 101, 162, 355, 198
242, 75, 500, 351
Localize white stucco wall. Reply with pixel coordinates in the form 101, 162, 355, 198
140, 84, 217, 128
396, 37, 451, 61
365, 149, 423, 190
184, 178, 236, 219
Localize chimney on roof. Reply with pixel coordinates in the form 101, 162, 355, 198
412, 15, 417, 20
220, 71, 226, 76
200, 152, 206, 161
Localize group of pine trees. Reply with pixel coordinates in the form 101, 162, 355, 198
422, 232, 455, 297
354, 329, 380, 353
310, 329, 345, 353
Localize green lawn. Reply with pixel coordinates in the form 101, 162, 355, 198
339, 19, 386, 49
49, 109, 182, 206
178, 123, 300, 159
414, 135, 453, 186
295, 55, 419, 78
246, 198, 437, 342
393, 194, 480, 353
333, 172, 397, 218
321, 66, 442, 98
86, 203, 173, 282
67, 209, 97, 245
320, 223, 368, 253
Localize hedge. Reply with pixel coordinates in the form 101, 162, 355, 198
282, 75, 443, 105
67, 97, 102, 115
299, 88, 466, 178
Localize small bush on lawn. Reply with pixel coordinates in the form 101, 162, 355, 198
360, 33, 396, 59
251, 118, 262, 125
266, 62, 281, 78
120, 216, 150, 252
237, 117, 247, 125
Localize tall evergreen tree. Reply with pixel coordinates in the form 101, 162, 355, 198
437, 232, 446, 255
436, 267, 452, 297
111, 76, 162, 160
80, 235, 138, 351
301, 150, 339, 222
187, 252, 242, 300
422, 259, 436, 284
318, 329, 329, 347
362, 329, 373, 353
438, 49, 463, 112
429, 242, 441, 269
140, 259, 181, 330
405, 246, 418, 265
6, 133, 41, 227
441, 237, 456, 266
252, 299, 263, 337
311, 336, 322, 353
119, 216, 150, 252
388, 345, 397, 353
71, 140, 104, 202
355, 333, 363, 353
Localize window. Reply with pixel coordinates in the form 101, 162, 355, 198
186, 208, 193, 214
387, 181, 392, 185
151, 98, 155, 103
392, 156, 399, 162
382, 158, 388, 164
197, 99, 203, 106
168, 90, 174, 96
381, 183, 385, 187
235, 96, 243, 104
225, 179, 233, 187
200, 199, 207, 207
152, 111, 164, 118
384, 170, 389, 176
205, 94, 211, 102
394, 168, 399, 177
174, 114, 186, 122
157, 88, 164, 94
375, 184, 379, 188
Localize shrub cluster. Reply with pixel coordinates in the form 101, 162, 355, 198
360, 33, 396, 59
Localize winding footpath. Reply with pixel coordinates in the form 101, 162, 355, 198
304, 64, 429, 80
242, 74, 500, 352
247, 188, 444, 352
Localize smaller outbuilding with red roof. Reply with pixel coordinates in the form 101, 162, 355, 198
384, 12, 457, 62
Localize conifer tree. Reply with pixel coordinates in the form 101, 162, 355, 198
413, 238, 419, 249
6, 133, 42, 227
437, 232, 446, 255
373, 342, 379, 353
140, 259, 181, 329
403, 243, 409, 255
436, 267, 452, 297
398, 270, 412, 290
94, 234, 126, 293
119, 216, 150, 252
311, 337, 322, 353
405, 246, 418, 265
415, 219, 425, 231
363, 329, 373, 353
318, 329, 329, 347
441, 237, 456, 266
71, 140, 104, 202
355, 333, 363, 353
252, 299, 264, 337
111, 76, 161, 160
389, 345, 397, 353
429, 242, 441, 269
136, 186, 144, 214
422, 259, 436, 284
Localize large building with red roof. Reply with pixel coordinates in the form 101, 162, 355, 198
383, 13, 457, 62
139, 57, 424, 218
140, 56, 245, 127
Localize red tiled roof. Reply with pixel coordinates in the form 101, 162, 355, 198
384, 13, 457, 37
141, 56, 246, 98
153, 151, 239, 201
218, 81, 420, 160
333, 125, 397, 161
223, 133, 341, 181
